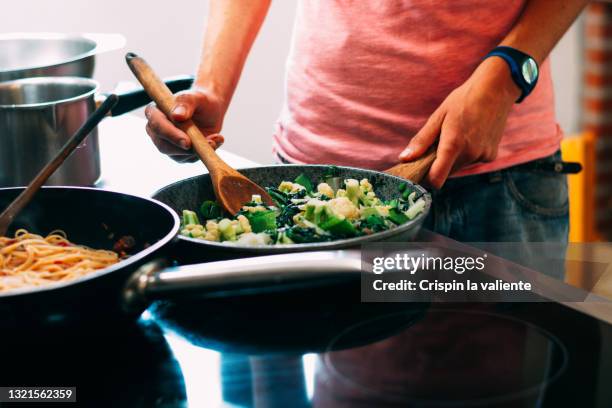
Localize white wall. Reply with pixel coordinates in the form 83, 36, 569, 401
4, 1, 581, 163
551, 13, 584, 137
4, 0, 296, 164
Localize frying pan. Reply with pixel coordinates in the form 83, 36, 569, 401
0, 185, 426, 337
153, 164, 432, 260
0, 187, 179, 331
133, 164, 432, 351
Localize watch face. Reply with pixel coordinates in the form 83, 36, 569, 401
522, 58, 538, 85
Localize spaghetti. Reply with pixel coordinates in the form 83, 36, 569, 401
0, 229, 119, 293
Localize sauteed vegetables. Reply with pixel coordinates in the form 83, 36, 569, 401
180, 167, 426, 245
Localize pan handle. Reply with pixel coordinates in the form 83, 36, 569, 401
96, 75, 194, 117
122, 250, 362, 314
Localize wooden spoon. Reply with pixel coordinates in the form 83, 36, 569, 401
125, 53, 273, 215
385, 147, 437, 184
0, 95, 119, 236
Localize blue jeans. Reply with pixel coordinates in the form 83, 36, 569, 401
422, 151, 569, 243
423, 151, 569, 279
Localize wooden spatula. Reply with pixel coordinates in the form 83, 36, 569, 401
126, 53, 273, 215
385, 147, 437, 184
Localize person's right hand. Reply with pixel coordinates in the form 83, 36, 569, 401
144, 88, 226, 163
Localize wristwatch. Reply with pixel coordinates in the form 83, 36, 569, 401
484, 46, 539, 103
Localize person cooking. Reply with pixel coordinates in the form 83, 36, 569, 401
144, 0, 587, 243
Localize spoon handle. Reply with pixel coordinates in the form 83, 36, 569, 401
0, 95, 119, 236
125, 53, 225, 171
385, 147, 437, 184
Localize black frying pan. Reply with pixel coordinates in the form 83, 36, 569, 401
0, 187, 179, 331
133, 164, 433, 352
153, 164, 432, 261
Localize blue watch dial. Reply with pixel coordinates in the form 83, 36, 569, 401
522, 58, 538, 85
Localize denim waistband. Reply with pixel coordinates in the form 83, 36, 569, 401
276, 150, 563, 185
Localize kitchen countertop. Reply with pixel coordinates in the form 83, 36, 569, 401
97, 115, 258, 197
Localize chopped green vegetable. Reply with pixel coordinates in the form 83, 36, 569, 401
285, 226, 331, 243
218, 219, 237, 241
180, 172, 427, 245
363, 214, 387, 232
360, 207, 380, 219
294, 173, 313, 192
388, 208, 409, 225
320, 215, 357, 237
200, 200, 223, 219
345, 179, 361, 205
246, 210, 277, 233
182, 210, 200, 226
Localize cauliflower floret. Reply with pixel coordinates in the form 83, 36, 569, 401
278, 181, 305, 194
360, 178, 373, 192
242, 205, 267, 213
317, 182, 334, 198
236, 232, 272, 246
328, 197, 359, 220
375, 205, 390, 217
204, 220, 220, 241
237, 214, 252, 233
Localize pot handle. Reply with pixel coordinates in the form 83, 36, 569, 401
97, 75, 194, 117
122, 250, 362, 314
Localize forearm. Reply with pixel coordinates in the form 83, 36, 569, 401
195, 0, 271, 110
501, 0, 588, 63
481, 0, 588, 100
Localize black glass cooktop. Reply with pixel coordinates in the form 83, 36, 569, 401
3, 300, 609, 407
3, 232, 612, 408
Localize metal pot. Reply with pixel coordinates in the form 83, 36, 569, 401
0, 33, 125, 82
0, 75, 193, 187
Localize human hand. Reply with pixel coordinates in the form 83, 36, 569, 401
399, 58, 521, 189
144, 88, 226, 163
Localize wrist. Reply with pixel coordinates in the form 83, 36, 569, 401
473, 57, 522, 105
194, 76, 231, 113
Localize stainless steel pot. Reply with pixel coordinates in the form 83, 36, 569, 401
0, 75, 194, 187
0, 33, 125, 82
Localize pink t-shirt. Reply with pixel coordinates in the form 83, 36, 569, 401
272, 0, 562, 176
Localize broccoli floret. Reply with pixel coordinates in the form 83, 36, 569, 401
345, 179, 361, 205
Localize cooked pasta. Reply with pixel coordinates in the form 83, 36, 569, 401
0, 229, 119, 292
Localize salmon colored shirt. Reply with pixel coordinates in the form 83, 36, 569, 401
272, 0, 562, 176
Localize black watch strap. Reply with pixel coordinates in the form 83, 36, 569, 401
485, 46, 539, 103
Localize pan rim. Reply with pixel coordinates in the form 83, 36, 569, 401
0, 76, 99, 109
154, 164, 432, 252
0, 186, 180, 298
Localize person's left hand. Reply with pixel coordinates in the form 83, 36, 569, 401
398, 58, 522, 189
